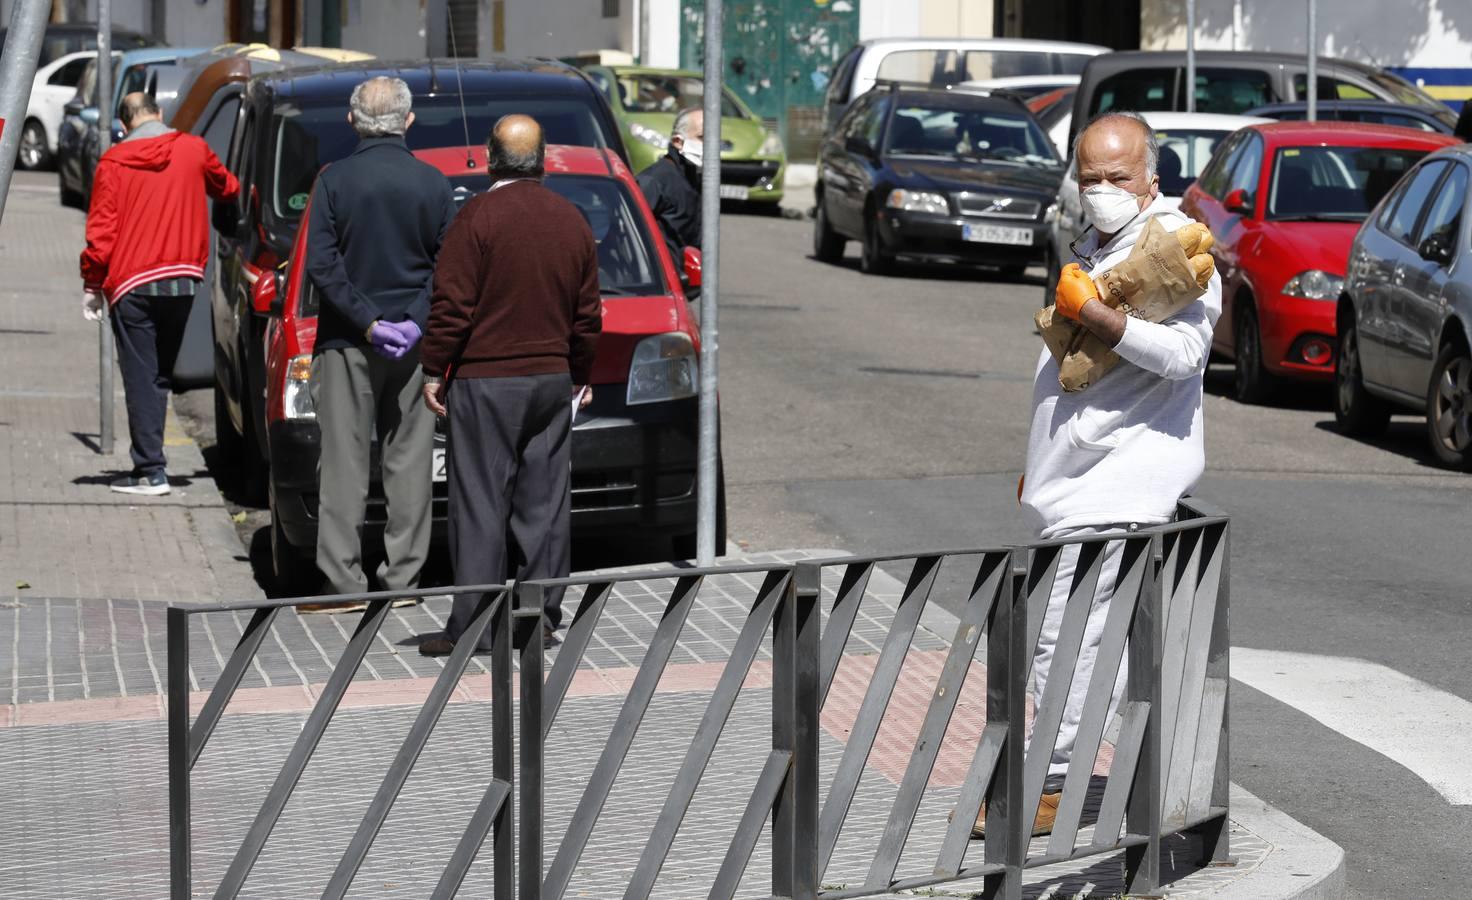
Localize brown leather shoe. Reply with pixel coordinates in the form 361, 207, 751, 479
968, 791, 1062, 839
296, 601, 369, 614
418, 637, 457, 657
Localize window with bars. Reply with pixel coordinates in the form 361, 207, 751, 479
602, 0, 619, 18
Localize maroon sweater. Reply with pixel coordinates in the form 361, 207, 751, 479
422, 180, 602, 383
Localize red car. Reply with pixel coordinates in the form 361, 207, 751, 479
252, 144, 716, 591
1181, 121, 1458, 402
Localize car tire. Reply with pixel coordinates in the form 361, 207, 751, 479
1233, 302, 1277, 404
812, 194, 845, 263
860, 215, 892, 276
1424, 340, 1472, 471
18, 120, 50, 171
214, 378, 245, 463
1334, 314, 1389, 436
58, 170, 84, 210
271, 501, 322, 596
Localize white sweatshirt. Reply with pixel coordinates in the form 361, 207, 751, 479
1021, 198, 1223, 538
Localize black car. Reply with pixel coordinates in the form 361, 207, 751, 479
1246, 100, 1458, 135
1337, 144, 1472, 470
207, 59, 631, 585
812, 84, 1063, 276
0, 23, 149, 67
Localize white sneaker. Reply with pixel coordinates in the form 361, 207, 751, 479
110, 472, 171, 496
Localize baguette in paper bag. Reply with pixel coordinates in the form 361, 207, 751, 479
1036, 218, 1215, 392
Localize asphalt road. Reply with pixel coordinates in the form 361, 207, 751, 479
714, 214, 1472, 898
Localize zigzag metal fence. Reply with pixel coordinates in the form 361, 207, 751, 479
166, 500, 1228, 898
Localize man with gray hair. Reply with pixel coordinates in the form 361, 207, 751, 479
971, 111, 1222, 838
301, 75, 457, 607
637, 107, 704, 266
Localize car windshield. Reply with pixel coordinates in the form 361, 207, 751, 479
1154, 129, 1232, 195
885, 103, 1058, 167
614, 74, 742, 118
268, 96, 611, 224
1266, 145, 1430, 221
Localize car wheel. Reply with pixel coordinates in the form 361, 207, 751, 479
18, 120, 50, 170
1425, 341, 1472, 471
860, 215, 892, 276
58, 169, 84, 209
214, 378, 245, 463
1334, 315, 1389, 436
1233, 302, 1277, 404
812, 194, 845, 263
271, 501, 322, 596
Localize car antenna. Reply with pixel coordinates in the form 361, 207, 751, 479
446, 10, 475, 169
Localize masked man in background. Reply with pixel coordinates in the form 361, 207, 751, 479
637, 107, 703, 267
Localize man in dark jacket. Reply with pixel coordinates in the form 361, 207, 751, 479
81, 92, 239, 496
636, 107, 703, 263
418, 115, 602, 654
305, 76, 457, 603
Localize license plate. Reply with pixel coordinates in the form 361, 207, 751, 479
962, 223, 1033, 246
719, 184, 749, 200
432, 447, 447, 483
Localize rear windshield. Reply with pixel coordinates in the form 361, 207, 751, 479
268, 95, 611, 224
1091, 67, 1274, 116
298, 172, 665, 318
1266, 145, 1430, 221
877, 49, 1089, 89
886, 102, 1059, 167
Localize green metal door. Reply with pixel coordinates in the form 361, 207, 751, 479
681, 0, 860, 161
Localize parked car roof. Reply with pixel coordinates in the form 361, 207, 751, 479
1246, 100, 1458, 132
1247, 119, 1464, 147
166, 46, 376, 132
253, 58, 602, 102
850, 37, 1110, 54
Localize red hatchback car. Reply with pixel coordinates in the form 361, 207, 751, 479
1181, 121, 1458, 402
252, 144, 713, 591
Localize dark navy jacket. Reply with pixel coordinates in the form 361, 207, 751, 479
635, 145, 701, 263
306, 136, 457, 351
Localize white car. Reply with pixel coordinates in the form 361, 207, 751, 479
1045, 112, 1271, 295
958, 74, 1080, 100
19, 50, 95, 170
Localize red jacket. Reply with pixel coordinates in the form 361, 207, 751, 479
80, 128, 239, 302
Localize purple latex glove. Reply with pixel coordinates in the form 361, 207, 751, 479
388, 319, 422, 350
368, 321, 410, 359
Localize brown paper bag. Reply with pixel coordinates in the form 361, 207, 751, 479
1040, 217, 1210, 392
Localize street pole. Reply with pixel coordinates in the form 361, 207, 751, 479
0, 0, 51, 227
98, 1, 116, 456
1306, 0, 1317, 122
696, 0, 723, 564
1185, 0, 1196, 114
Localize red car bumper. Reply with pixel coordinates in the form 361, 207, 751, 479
1260, 294, 1338, 381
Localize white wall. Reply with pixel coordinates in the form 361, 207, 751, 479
860, 0, 920, 41
644, 0, 679, 67
500, 0, 621, 58
1141, 0, 1472, 69
165, 0, 227, 48
341, 0, 426, 58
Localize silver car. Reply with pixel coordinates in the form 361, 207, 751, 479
1337, 144, 1472, 470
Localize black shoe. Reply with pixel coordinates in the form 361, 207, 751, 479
418, 635, 494, 657
544, 623, 562, 649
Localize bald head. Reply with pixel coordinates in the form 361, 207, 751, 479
120, 92, 161, 132
349, 76, 413, 137
488, 114, 546, 179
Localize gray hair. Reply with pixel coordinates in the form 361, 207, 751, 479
1072, 111, 1159, 179
349, 76, 413, 137
671, 107, 702, 140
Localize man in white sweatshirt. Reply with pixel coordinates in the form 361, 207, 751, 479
994, 112, 1222, 838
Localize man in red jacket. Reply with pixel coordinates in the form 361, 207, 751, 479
80, 92, 239, 495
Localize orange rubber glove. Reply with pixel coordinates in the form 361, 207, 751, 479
1054, 263, 1101, 321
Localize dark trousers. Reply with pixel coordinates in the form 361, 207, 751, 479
110, 292, 191, 477
444, 373, 572, 649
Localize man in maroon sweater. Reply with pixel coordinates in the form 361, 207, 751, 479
418, 115, 602, 655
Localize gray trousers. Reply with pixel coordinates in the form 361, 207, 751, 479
311, 346, 435, 595
445, 373, 572, 649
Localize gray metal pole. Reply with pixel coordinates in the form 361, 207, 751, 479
696, 0, 723, 565
1306, 0, 1317, 122
1185, 0, 1196, 114
0, 0, 51, 227
98, 1, 116, 456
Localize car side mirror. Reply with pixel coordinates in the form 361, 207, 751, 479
80, 106, 100, 125
64, 98, 84, 116
1418, 233, 1453, 267
844, 135, 874, 157
251, 266, 280, 315
682, 246, 702, 289
1224, 188, 1253, 216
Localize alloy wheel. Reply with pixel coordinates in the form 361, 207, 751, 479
1337, 325, 1361, 416
1432, 353, 1472, 455
19, 123, 45, 170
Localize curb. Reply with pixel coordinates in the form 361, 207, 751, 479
1214, 784, 1346, 900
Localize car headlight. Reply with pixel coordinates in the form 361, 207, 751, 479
1281, 270, 1344, 300
627, 333, 698, 405
283, 354, 315, 420
759, 130, 784, 157
886, 189, 949, 215
629, 122, 669, 150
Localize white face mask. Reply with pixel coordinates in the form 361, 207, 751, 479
1080, 182, 1148, 233
679, 139, 703, 168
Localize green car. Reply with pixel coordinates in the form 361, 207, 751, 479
582, 65, 785, 204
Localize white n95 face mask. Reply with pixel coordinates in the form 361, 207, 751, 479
680, 141, 704, 168
1080, 182, 1146, 233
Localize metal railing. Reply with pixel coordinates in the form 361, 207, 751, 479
166, 500, 1228, 898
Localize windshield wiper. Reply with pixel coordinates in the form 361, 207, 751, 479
1270, 213, 1365, 222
